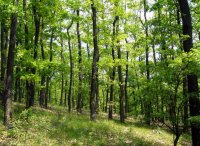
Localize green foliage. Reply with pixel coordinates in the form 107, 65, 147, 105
9, 109, 34, 138
189, 116, 200, 127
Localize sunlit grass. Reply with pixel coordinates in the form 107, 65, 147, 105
0, 104, 191, 146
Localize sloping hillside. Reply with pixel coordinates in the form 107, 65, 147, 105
0, 104, 191, 146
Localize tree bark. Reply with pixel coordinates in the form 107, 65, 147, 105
90, 0, 99, 121
67, 20, 73, 112
14, 67, 20, 102
60, 37, 64, 106
27, 0, 40, 107
64, 80, 67, 106
125, 48, 129, 118
23, 0, 32, 108
177, 0, 200, 145
4, 0, 18, 125
144, 0, 151, 125
39, 17, 46, 107
105, 85, 109, 112
108, 16, 118, 120
77, 9, 83, 113
0, 21, 8, 101
86, 23, 90, 59
116, 15, 125, 123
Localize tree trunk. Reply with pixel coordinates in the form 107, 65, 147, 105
40, 76, 45, 107
44, 28, 54, 108
14, 67, 20, 102
50, 29, 53, 62
144, 0, 151, 125
4, 0, 18, 125
60, 73, 64, 106
105, 85, 109, 112
23, 0, 31, 108
18, 77, 22, 103
67, 20, 73, 112
116, 19, 125, 123
60, 34, 64, 106
183, 77, 188, 130
174, 133, 180, 146
118, 51, 125, 123
45, 76, 49, 108
27, 0, 40, 107
108, 16, 118, 120
177, 0, 200, 145
77, 9, 83, 113
39, 17, 46, 107
64, 80, 67, 106
86, 23, 90, 59
125, 50, 129, 118
1, 21, 8, 101
90, 0, 99, 121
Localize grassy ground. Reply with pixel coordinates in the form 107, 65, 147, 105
0, 104, 191, 146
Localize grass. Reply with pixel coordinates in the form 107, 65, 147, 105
0, 104, 191, 146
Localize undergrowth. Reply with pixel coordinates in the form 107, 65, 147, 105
0, 104, 191, 146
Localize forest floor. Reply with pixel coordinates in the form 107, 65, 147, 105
0, 104, 191, 146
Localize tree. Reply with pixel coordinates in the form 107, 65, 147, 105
77, 8, 83, 113
0, 19, 8, 102
26, 0, 41, 108
90, 0, 99, 121
67, 20, 73, 112
116, 16, 125, 123
143, 0, 151, 125
4, 0, 18, 125
177, 0, 200, 145
108, 16, 117, 120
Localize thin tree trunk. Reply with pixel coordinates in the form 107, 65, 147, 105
108, 16, 118, 120
116, 15, 125, 123
1, 21, 8, 101
90, 0, 99, 121
60, 36, 64, 106
105, 85, 109, 112
39, 17, 45, 107
86, 24, 90, 59
14, 67, 20, 101
45, 28, 54, 108
96, 76, 99, 113
18, 77, 22, 103
144, 0, 151, 125
40, 76, 45, 107
60, 73, 64, 106
72, 78, 75, 109
77, 9, 83, 113
45, 77, 49, 108
174, 134, 180, 146
23, 0, 31, 108
124, 0, 129, 119
64, 80, 67, 106
4, 0, 18, 125
183, 77, 188, 130
27, 0, 40, 107
67, 20, 73, 112
152, 36, 156, 64
50, 29, 53, 62
125, 50, 129, 118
